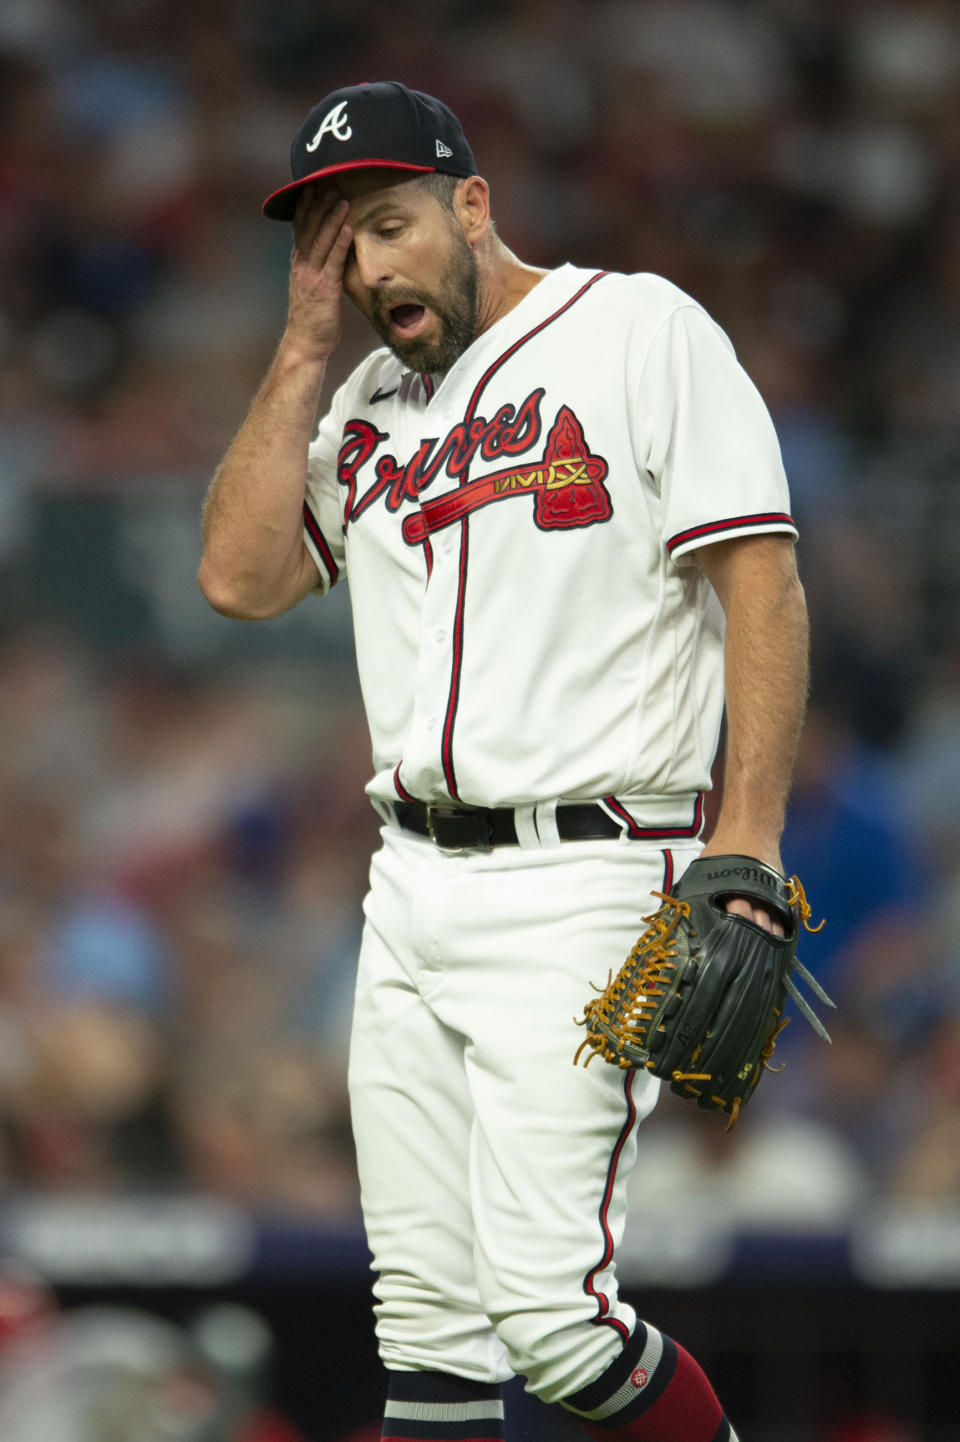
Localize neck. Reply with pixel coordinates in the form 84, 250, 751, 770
475, 237, 550, 336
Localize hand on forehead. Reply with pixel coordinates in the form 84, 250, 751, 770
296, 169, 430, 216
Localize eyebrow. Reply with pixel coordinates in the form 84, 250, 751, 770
355, 197, 413, 226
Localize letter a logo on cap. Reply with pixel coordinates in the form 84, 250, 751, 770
306, 101, 353, 152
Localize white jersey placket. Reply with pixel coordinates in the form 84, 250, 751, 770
397, 271, 612, 805
399, 372, 476, 806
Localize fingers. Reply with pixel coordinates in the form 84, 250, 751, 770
293, 186, 351, 265
761, 908, 786, 938
284, 186, 353, 360
723, 896, 785, 937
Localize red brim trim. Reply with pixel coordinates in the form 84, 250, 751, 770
262, 159, 436, 219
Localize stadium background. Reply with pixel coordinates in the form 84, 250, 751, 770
1, 1, 959, 1438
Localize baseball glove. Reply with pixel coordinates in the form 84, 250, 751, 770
574, 854, 834, 1126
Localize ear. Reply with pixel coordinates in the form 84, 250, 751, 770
454, 176, 491, 245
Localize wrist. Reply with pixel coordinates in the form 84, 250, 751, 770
699, 833, 783, 874
275, 328, 339, 372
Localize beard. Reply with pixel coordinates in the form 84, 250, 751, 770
368, 224, 480, 377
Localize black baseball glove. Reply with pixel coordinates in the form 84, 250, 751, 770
574, 854, 834, 1126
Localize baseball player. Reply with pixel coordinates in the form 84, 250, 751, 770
199, 82, 809, 1442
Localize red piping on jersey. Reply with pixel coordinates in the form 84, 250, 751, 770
438, 270, 611, 799
583, 1067, 635, 1344
302, 500, 339, 585
392, 764, 415, 803
441, 521, 470, 799
666, 512, 795, 554
462, 272, 611, 425
661, 847, 675, 893
602, 792, 704, 840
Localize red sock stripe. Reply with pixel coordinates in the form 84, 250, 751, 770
597, 1343, 721, 1442
637, 1344, 723, 1442
575, 1341, 725, 1442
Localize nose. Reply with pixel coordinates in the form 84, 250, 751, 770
351, 234, 393, 289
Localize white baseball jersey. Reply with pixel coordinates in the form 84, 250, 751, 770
302, 264, 796, 824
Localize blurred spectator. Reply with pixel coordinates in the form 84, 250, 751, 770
626, 1102, 870, 1232
0, 1260, 56, 1350
896, 642, 960, 876
779, 700, 927, 1006
0, 1292, 311, 1441
887, 1015, 960, 1204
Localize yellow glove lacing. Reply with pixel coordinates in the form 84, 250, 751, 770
573, 876, 828, 1129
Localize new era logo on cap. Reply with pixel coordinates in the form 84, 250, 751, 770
262, 80, 478, 221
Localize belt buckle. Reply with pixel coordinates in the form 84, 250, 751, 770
425, 804, 493, 853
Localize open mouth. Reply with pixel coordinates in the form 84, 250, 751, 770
388, 303, 428, 337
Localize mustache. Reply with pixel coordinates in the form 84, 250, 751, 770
372, 287, 430, 314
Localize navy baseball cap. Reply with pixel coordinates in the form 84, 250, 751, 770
262, 81, 478, 221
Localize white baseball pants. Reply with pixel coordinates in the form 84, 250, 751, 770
348, 824, 701, 1403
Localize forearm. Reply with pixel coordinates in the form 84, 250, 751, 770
198, 337, 328, 619
198, 188, 353, 620
698, 537, 810, 870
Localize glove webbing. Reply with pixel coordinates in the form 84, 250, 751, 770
573, 892, 709, 1079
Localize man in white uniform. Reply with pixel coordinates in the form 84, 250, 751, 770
198, 82, 809, 1442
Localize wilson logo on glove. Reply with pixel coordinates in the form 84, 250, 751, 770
574, 854, 835, 1127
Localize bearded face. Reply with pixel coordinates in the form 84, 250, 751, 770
367, 220, 480, 376
339, 174, 483, 377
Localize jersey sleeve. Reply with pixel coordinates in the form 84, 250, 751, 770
303, 389, 349, 593
638, 303, 797, 565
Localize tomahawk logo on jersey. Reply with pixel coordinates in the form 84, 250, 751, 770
300, 264, 796, 817
335, 391, 612, 541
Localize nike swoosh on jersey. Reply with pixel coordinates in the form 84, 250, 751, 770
369, 385, 400, 404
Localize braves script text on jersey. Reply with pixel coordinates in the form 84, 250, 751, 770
301, 265, 796, 830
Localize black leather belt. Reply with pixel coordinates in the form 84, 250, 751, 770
393, 800, 621, 850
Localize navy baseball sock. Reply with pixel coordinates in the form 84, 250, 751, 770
561, 1323, 738, 1442
381, 1370, 505, 1442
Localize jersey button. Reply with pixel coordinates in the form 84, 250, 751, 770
435, 629, 445, 643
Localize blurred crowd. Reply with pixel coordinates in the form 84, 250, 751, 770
1, 0, 960, 1241
0, 1262, 312, 1440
